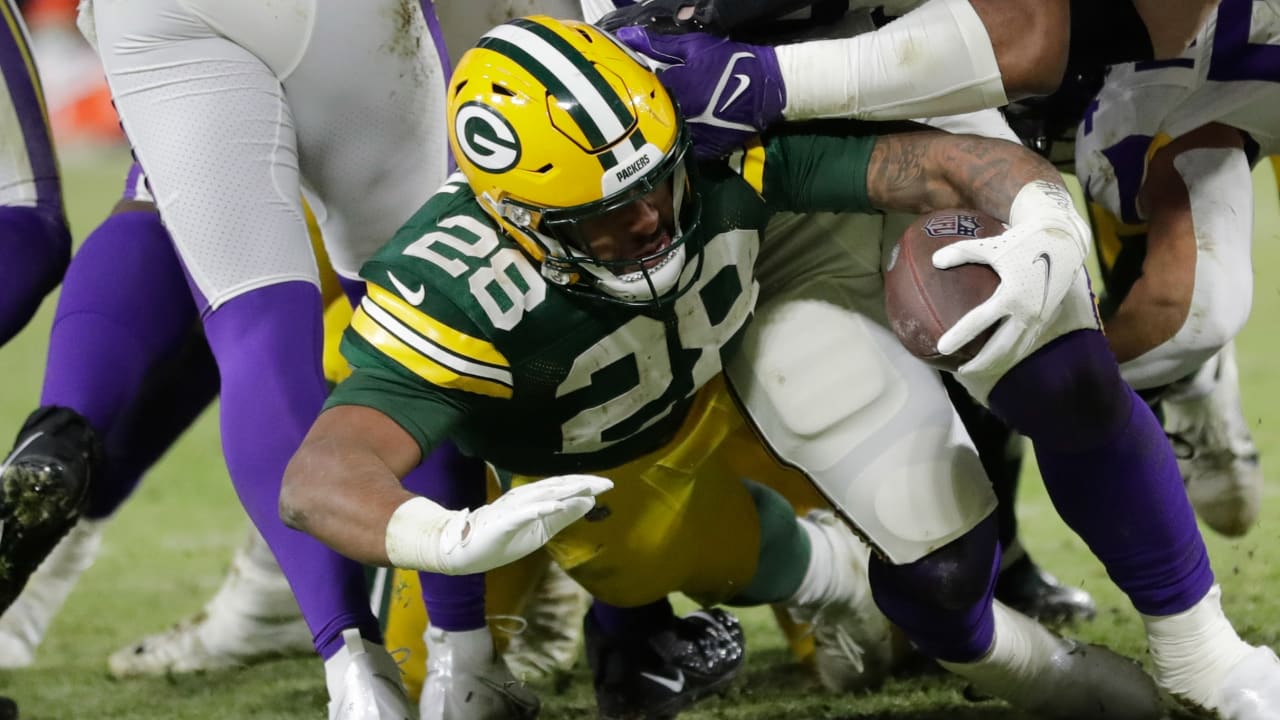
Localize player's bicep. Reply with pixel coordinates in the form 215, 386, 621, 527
309, 404, 424, 479
325, 366, 472, 465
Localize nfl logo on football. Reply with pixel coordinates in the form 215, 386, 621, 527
922, 213, 981, 238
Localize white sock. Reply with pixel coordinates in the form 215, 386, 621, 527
0, 518, 104, 650
198, 528, 301, 652
787, 514, 862, 610
1142, 585, 1253, 708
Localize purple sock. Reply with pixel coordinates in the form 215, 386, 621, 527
987, 330, 1213, 616
591, 597, 674, 638
40, 211, 194, 433
0, 205, 69, 345
870, 515, 999, 663
88, 327, 219, 519
204, 282, 379, 659
404, 442, 488, 632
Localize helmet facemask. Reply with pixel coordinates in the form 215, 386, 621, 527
451, 16, 703, 308
484, 125, 704, 308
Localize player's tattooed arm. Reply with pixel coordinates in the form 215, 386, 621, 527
866, 131, 1067, 221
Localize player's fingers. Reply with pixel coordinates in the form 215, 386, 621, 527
536, 473, 614, 499
937, 297, 1006, 355
959, 316, 1026, 375
538, 496, 599, 536
614, 26, 687, 66
931, 239, 993, 270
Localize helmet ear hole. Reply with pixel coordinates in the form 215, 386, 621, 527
492, 84, 516, 97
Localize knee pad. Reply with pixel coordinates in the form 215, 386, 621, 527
728, 281, 995, 564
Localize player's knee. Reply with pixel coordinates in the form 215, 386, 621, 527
870, 518, 997, 613
990, 330, 1130, 441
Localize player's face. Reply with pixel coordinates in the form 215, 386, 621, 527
573, 179, 677, 274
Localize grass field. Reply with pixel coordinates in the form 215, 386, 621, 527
0, 148, 1277, 719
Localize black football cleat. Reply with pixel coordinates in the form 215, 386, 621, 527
585, 607, 745, 720
995, 554, 1097, 627
0, 407, 102, 614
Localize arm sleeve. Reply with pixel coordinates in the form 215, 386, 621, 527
760, 122, 878, 214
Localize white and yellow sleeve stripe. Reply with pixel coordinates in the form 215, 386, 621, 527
727, 137, 767, 196
352, 284, 514, 398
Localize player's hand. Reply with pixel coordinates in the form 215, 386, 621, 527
614, 27, 785, 159
932, 181, 1090, 376
598, 0, 713, 34
433, 474, 613, 575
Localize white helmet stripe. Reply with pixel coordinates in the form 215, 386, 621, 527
484, 23, 629, 143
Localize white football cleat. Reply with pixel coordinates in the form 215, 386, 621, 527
0, 518, 103, 668
1162, 342, 1263, 537
421, 626, 539, 720
499, 562, 589, 685
943, 602, 1166, 719
1146, 586, 1280, 720
327, 628, 417, 720
108, 527, 311, 677
788, 510, 902, 692
1213, 646, 1280, 719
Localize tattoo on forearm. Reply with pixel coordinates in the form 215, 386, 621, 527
940, 136, 1062, 217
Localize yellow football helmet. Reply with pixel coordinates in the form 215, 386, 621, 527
447, 16, 701, 305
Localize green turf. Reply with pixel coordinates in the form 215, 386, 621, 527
0, 149, 1277, 719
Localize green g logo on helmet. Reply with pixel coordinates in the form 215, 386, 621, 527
454, 101, 522, 173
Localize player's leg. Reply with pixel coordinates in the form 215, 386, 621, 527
0, 0, 70, 346
0, 163, 227, 664
106, 285, 350, 678
89, 3, 409, 717
731, 211, 1168, 716
968, 284, 1280, 715
942, 374, 1097, 625
0, 163, 208, 613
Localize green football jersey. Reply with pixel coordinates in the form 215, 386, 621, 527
327, 126, 877, 476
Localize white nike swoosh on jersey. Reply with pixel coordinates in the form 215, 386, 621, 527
640, 668, 685, 694
718, 73, 751, 114
386, 271, 426, 306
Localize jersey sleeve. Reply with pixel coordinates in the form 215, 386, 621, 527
758, 120, 879, 215
326, 255, 516, 458
324, 364, 470, 459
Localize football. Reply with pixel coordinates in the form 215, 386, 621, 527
884, 209, 1003, 371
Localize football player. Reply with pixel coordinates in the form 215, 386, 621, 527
603, 10, 1280, 720
1073, 0, 1278, 538
8, 1, 511, 716
0, 0, 70, 345
283, 15, 1197, 719
598, 0, 1219, 159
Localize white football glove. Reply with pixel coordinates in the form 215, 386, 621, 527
932, 181, 1091, 377
385, 474, 613, 575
